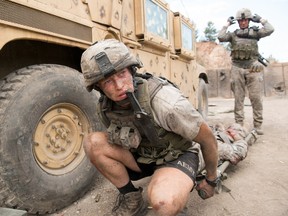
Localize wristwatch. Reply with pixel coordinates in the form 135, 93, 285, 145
205, 176, 220, 187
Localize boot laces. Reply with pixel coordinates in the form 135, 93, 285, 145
112, 193, 127, 212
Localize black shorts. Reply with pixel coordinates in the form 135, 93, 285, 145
127, 151, 199, 183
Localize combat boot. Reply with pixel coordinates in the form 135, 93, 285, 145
254, 126, 264, 135
105, 187, 147, 216
235, 120, 243, 127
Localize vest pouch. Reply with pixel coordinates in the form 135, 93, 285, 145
107, 122, 142, 149
158, 149, 183, 165
120, 126, 142, 149
107, 124, 120, 145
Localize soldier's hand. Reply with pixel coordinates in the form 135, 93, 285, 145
227, 16, 235, 25
196, 179, 215, 200
249, 62, 264, 73
252, 14, 262, 23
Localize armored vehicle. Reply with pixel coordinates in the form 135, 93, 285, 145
0, 0, 208, 214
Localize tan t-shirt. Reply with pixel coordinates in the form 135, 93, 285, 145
151, 83, 204, 145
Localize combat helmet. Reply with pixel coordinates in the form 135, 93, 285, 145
235, 8, 253, 20
81, 39, 143, 92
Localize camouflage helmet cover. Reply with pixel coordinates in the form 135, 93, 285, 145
235, 8, 253, 20
81, 39, 143, 92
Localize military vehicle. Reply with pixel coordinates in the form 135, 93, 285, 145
0, 0, 208, 214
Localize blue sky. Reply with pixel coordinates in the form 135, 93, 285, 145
165, 0, 287, 63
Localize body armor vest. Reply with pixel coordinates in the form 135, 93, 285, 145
231, 27, 259, 61
97, 74, 192, 164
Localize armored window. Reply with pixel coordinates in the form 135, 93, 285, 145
145, 0, 168, 40
181, 22, 193, 51
135, 0, 171, 51
173, 12, 195, 60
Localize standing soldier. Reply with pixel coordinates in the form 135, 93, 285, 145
218, 8, 274, 135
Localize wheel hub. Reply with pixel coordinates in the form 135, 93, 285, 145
33, 103, 89, 175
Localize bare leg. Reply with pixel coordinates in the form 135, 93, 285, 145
83, 131, 141, 188
147, 167, 194, 216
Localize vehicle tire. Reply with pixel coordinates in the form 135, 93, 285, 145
197, 79, 209, 120
0, 64, 102, 214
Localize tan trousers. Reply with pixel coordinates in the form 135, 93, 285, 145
230, 64, 264, 128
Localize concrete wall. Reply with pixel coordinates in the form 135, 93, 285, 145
207, 68, 232, 98
207, 62, 288, 98
264, 62, 288, 96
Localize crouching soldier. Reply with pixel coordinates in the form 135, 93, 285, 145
80, 39, 219, 216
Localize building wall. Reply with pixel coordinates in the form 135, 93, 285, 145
207, 63, 288, 98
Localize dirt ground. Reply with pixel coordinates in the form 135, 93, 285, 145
49, 96, 288, 216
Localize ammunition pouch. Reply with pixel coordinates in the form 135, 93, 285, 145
136, 128, 192, 165
137, 144, 184, 165
232, 28, 259, 61
107, 122, 142, 149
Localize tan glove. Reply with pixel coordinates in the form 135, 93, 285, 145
249, 62, 264, 73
